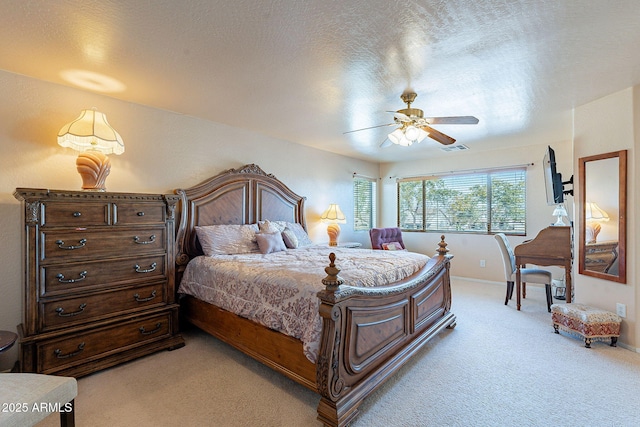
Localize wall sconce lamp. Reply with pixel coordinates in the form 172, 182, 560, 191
57, 109, 124, 191
552, 203, 568, 226
320, 203, 347, 246
585, 201, 609, 243
388, 124, 429, 146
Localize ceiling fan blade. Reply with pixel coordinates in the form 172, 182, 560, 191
343, 122, 395, 134
421, 124, 456, 145
424, 116, 479, 125
392, 112, 410, 122
380, 139, 393, 148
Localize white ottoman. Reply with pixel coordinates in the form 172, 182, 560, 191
0, 373, 77, 427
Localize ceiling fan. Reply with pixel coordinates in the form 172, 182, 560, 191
345, 90, 479, 147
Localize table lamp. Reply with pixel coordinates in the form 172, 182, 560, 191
57, 109, 124, 191
585, 201, 609, 243
320, 204, 347, 246
552, 204, 568, 226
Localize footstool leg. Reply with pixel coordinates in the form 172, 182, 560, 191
610, 337, 618, 347
584, 337, 592, 348
553, 324, 559, 334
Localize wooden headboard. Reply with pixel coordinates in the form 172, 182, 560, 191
174, 164, 306, 273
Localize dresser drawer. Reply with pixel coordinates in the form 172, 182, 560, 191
42, 254, 167, 296
41, 227, 167, 261
37, 312, 172, 373
115, 202, 165, 225
40, 283, 166, 331
41, 201, 110, 227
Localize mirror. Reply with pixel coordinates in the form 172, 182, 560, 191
578, 150, 627, 283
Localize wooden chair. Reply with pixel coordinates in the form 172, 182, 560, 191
494, 233, 553, 312
369, 227, 405, 250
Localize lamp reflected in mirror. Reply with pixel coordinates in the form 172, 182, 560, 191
584, 202, 609, 243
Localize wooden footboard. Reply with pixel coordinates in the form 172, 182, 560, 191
315, 251, 455, 427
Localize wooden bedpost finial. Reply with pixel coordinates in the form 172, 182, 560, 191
322, 252, 344, 291
437, 235, 449, 256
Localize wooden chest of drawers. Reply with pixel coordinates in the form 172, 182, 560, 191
14, 189, 185, 377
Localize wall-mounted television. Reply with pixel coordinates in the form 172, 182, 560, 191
543, 145, 570, 205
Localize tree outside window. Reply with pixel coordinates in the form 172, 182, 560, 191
398, 168, 526, 235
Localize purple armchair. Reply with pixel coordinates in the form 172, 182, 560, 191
369, 227, 406, 250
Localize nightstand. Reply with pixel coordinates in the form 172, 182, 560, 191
334, 242, 362, 248
0, 330, 17, 353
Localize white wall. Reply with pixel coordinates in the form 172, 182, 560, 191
573, 88, 637, 349
0, 70, 378, 371
378, 141, 574, 281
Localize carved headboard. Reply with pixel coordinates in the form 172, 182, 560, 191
174, 164, 307, 274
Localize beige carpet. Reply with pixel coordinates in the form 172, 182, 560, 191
37, 279, 640, 426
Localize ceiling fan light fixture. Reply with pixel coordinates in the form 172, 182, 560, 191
388, 128, 404, 145
416, 128, 429, 143
405, 125, 420, 141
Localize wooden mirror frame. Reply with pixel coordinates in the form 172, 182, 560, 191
578, 150, 627, 283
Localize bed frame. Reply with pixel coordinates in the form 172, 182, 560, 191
174, 164, 456, 427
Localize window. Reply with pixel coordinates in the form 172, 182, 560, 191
353, 176, 377, 231
398, 168, 526, 235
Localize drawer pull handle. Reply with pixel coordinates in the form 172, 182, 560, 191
73, 211, 82, 217
56, 271, 87, 283
139, 322, 162, 335
137, 212, 145, 216
134, 262, 157, 273
134, 289, 157, 302
55, 238, 87, 250
54, 342, 85, 359
55, 303, 87, 317
133, 235, 156, 245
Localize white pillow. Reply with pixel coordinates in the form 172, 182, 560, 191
258, 219, 286, 233
195, 224, 259, 256
255, 232, 287, 254
281, 227, 299, 249
286, 222, 313, 247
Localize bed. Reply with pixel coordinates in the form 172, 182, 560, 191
174, 164, 456, 427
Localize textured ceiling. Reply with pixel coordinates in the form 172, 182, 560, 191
2, 0, 640, 162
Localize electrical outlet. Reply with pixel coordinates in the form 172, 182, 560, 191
479, 259, 486, 268
616, 303, 626, 318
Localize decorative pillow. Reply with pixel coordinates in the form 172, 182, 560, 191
258, 219, 286, 233
281, 227, 299, 249
286, 222, 313, 247
195, 224, 259, 256
382, 241, 403, 251
255, 232, 287, 254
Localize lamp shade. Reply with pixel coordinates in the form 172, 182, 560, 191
585, 202, 609, 221
57, 109, 124, 155
552, 204, 568, 217
320, 204, 347, 223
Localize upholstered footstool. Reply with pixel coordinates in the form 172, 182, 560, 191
551, 303, 622, 348
0, 373, 77, 426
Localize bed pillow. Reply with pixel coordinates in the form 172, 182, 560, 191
255, 232, 287, 254
382, 241, 404, 251
258, 219, 286, 233
285, 222, 313, 247
281, 227, 299, 249
195, 224, 259, 256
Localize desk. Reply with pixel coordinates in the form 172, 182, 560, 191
584, 241, 618, 273
514, 226, 572, 310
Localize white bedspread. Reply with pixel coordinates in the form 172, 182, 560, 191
178, 245, 430, 362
